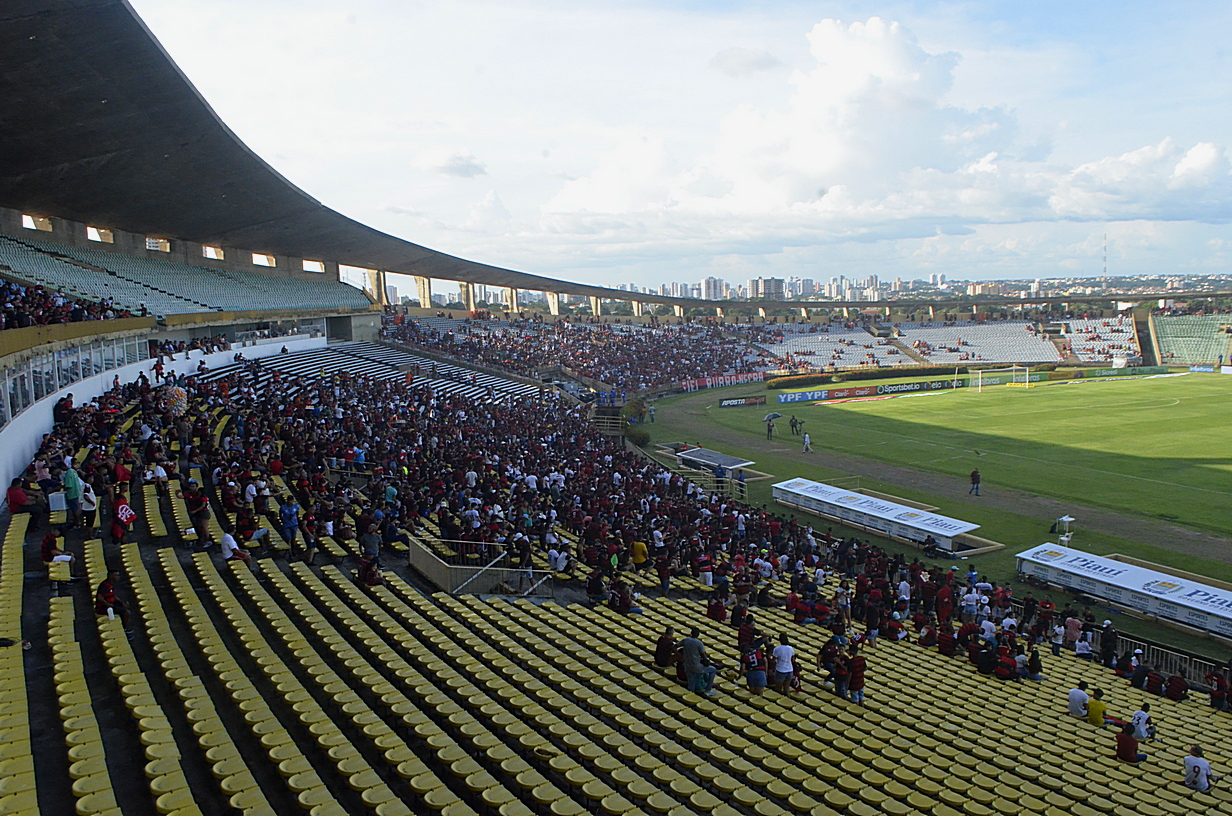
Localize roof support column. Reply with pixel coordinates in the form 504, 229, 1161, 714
674, 304, 685, 318
414, 276, 432, 309
799, 307, 809, 318
546, 292, 561, 316
589, 296, 602, 316
631, 301, 644, 317
378, 270, 390, 306
928, 304, 935, 318
461, 282, 476, 313
758, 306, 768, 319
715, 306, 725, 319
504, 287, 519, 312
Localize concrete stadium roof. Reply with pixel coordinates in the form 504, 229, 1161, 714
0, 2, 1227, 314
0, 0, 687, 304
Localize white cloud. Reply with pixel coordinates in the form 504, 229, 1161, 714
710, 47, 781, 77
434, 153, 488, 178
126, 1, 1232, 285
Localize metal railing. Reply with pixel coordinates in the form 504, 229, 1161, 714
628, 442, 749, 501
1004, 596, 1220, 680
405, 534, 555, 598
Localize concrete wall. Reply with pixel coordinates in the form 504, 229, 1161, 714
1, 334, 326, 505
327, 313, 379, 342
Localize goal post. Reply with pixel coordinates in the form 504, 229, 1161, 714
976, 365, 1031, 392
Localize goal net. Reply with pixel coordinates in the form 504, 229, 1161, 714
975, 365, 1031, 392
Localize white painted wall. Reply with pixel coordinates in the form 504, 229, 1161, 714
1, 335, 327, 504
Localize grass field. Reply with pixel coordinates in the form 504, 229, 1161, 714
648, 371, 1232, 658
707, 372, 1232, 532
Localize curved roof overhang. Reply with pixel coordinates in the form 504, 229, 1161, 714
0, 0, 699, 305
1, 2, 1228, 315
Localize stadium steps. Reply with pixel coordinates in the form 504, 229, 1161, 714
1134, 311, 1159, 366
1049, 334, 1082, 365
888, 338, 928, 364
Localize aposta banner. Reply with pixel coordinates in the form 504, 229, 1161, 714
1016, 544, 1232, 636
680, 372, 765, 392
718, 396, 767, 407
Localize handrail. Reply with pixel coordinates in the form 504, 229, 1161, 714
450, 551, 511, 595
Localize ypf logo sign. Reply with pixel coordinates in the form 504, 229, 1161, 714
1141, 579, 1185, 597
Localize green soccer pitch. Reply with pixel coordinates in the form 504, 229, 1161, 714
667, 372, 1232, 533
647, 371, 1232, 655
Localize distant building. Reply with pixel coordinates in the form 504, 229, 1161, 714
702, 276, 725, 300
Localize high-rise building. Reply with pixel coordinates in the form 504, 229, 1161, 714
702, 277, 725, 300
748, 277, 786, 300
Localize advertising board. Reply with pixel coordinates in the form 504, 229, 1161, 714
1016, 545, 1232, 636
681, 372, 765, 392
773, 478, 979, 550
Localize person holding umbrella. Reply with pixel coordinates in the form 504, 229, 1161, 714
764, 412, 782, 440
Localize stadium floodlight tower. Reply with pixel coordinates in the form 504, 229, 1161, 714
975, 365, 1031, 392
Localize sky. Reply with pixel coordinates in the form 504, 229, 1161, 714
130, 0, 1232, 290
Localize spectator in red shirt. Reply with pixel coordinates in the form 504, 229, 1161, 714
1115, 724, 1146, 764
1164, 670, 1189, 702
6, 478, 45, 518
94, 569, 132, 634
1204, 670, 1229, 710
847, 645, 868, 705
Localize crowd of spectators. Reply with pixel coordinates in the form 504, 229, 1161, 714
382, 316, 771, 390
149, 334, 231, 360
5, 320, 1229, 794
1, 280, 131, 330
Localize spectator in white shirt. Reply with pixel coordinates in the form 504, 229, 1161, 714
220, 525, 251, 567
771, 634, 796, 694
1183, 746, 1219, 791
1067, 681, 1090, 718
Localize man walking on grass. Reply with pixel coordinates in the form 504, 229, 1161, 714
969, 469, 981, 496
802, 432, 812, 453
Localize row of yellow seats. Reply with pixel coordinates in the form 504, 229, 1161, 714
81, 540, 199, 816
142, 484, 169, 537
217, 558, 410, 815
121, 543, 275, 816
50, 595, 118, 816
0, 515, 35, 816
164, 551, 347, 815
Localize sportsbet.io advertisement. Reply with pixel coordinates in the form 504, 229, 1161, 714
777, 366, 1169, 404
